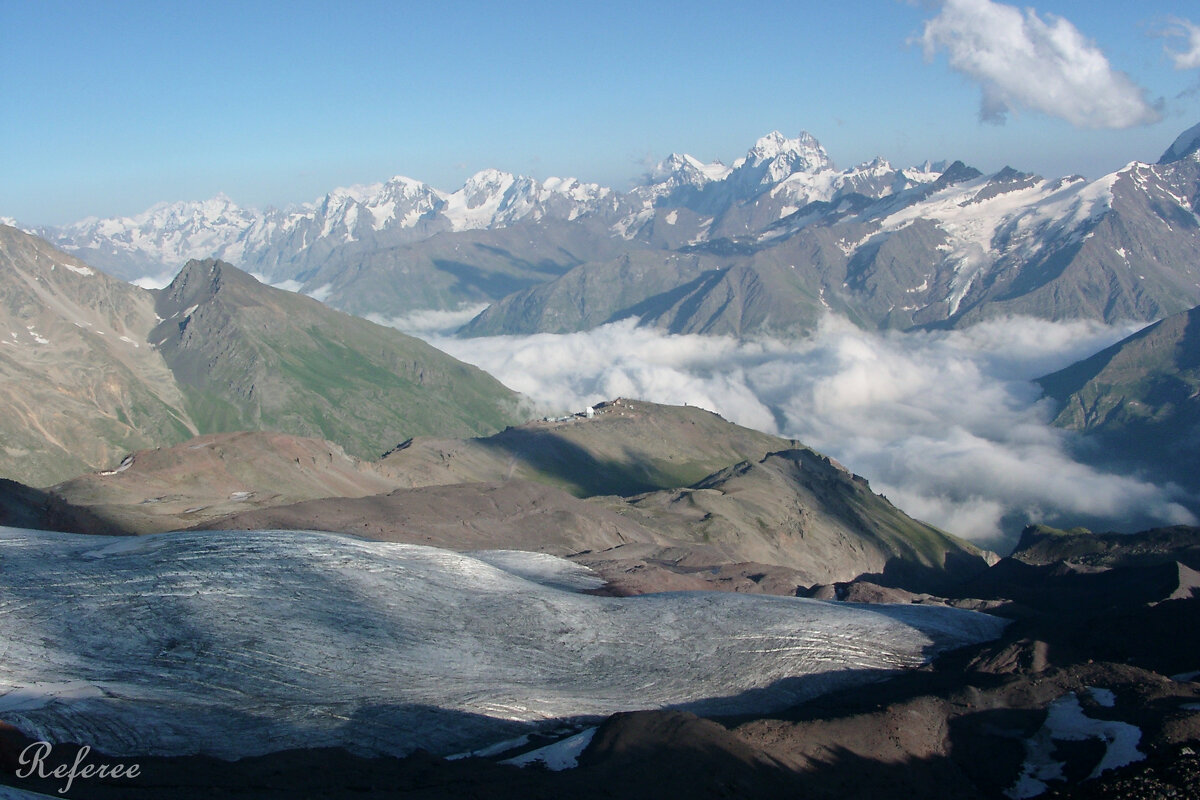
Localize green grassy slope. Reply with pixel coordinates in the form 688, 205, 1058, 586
152, 259, 527, 459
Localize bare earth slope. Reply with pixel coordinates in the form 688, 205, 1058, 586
197, 479, 672, 555
50, 431, 406, 534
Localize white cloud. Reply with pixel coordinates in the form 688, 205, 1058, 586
425, 314, 1195, 550
366, 303, 491, 337
1163, 17, 1200, 71
917, 0, 1162, 128
130, 273, 175, 290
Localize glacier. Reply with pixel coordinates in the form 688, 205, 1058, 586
0, 527, 1006, 760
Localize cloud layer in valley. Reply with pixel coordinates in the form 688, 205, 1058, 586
917, 0, 1162, 128
417, 315, 1196, 551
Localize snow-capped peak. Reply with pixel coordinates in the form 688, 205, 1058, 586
323, 182, 385, 207
646, 153, 732, 186
459, 169, 517, 206
736, 130, 832, 173
385, 174, 430, 191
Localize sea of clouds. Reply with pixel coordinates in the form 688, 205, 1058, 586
402, 312, 1195, 550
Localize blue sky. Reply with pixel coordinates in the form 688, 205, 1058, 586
3, 0, 1200, 224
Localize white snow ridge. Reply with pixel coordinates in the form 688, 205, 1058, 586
0, 527, 1006, 760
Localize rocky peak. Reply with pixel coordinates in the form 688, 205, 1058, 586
737, 130, 832, 175
932, 160, 984, 190
155, 258, 258, 317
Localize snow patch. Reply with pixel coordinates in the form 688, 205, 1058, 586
500, 727, 597, 770
467, 550, 605, 593
446, 733, 533, 760
1007, 692, 1143, 799
1161, 122, 1200, 163
96, 454, 134, 477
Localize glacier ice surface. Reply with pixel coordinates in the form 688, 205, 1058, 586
0, 527, 1006, 759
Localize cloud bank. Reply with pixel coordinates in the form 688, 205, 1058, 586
917, 0, 1162, 128
420, 315, 1195, 550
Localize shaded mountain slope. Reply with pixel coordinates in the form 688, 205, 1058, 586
1038, 304, 1200, 508
0, 478, 127, 536
39, 400, 802, 535
150, 258, 524, 459
378, 398, 800, 497
590, 448, 991, 590
459, 251, 728, 336
0, 231, 528, 486
1010, 523, 1200, 570
301, 220, 636, 318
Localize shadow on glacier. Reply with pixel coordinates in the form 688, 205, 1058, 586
663, 600, 1006, 719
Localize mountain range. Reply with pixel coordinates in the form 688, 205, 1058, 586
465, 127, 1200, 337
13, 125, 1200, 340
